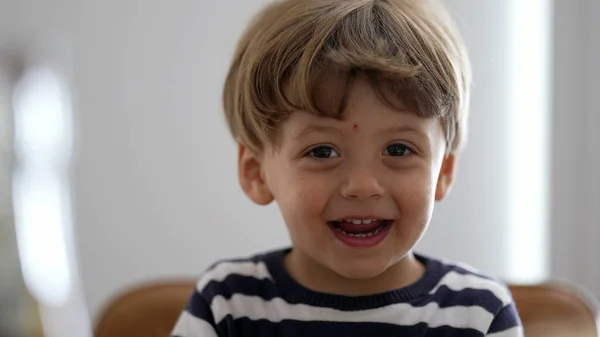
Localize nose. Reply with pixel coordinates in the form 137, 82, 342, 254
340, 166, 385, 200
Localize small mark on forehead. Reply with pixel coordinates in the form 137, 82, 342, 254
353, 124, 359, 130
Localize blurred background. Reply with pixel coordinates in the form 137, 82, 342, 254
0, 0, 598, 336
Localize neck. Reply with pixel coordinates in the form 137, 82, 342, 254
284, 249, 425, 296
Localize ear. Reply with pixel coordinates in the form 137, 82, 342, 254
435, 154, 457, 201
238, 142, 274, 205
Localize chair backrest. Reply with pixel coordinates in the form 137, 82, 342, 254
510, 282, 599, 337
94, 281, 194, 337
95, 280, 599, 337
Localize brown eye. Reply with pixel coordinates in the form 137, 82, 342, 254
307, 146, 340, 159
383, 144, 412, 157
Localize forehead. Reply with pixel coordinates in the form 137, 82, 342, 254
282, 107, 437, 139
288, 75, 435, 131
288, 70, 419, 120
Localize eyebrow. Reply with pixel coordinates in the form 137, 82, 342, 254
293, 125, 342, 141
293, 124, 429, 141
380, 125, 427, 137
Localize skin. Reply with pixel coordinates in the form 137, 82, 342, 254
238, 75, 457, 296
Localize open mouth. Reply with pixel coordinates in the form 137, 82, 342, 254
327, 219, 393, 247
329, 219, 392, 237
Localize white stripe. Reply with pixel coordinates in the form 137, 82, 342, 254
430, 271, 512, 306
171, 311, 218, 337
197, 261, 272, 291
211, 294, 494, 333
486, 326, 524, 337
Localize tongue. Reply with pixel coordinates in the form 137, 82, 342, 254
335, 220, 383, 233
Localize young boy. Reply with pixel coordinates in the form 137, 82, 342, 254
172, 0, 522, 336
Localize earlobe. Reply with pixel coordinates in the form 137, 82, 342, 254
435, 154, 457, 201
238, 143, 274, 205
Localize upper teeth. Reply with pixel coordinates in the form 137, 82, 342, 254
343, 219, 378, 224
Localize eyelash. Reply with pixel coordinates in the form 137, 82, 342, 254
383, 143, 414, 157
303, 143, 414, 159
303, 145, 341, 159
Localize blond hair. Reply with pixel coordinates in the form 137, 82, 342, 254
223, 0, 471, 154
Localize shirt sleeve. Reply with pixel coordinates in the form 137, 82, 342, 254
171, 290, 219, 337
485, 302, 524, 337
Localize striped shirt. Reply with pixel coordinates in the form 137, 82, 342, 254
171, 248, 523, 337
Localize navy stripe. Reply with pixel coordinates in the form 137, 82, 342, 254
445, 264, 496, 281
185, 290, 218, 327
200, 274, 503, 314
206, 250, 275, 271
215, 316, 484, 337
423, 325, 484, 337
201, 275, 281, 302
487, 303, 522, 333
424, 285, 505, 313
413, 252, 496, 281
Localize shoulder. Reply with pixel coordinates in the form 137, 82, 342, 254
199, 251, 274, 286
419, 255, 522, 334
422, 255, 515, 314
182, 249, 283, 326
193, 249, 281, 304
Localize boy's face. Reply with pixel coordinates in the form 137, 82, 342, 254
239, 75, 456, 281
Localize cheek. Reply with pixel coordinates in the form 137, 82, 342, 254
291, 176, 331, 216
393, 170, 437, 214
278, 178, 332, 244
275, 171, 332, 221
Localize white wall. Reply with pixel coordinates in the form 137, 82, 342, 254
416, 0, 515, 275
0, 0, 558, 322
72, 0, 286, 320
550, 0, 600, 298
